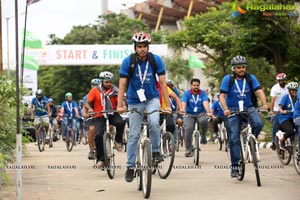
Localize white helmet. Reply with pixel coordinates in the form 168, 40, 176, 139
287, 82, 298, 90
99, 71, 114, 81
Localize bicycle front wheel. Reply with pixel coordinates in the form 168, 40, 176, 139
193, 131, 200, 166
66, 128, 74, 152
249, 137, 261, 186
141, 140, 152, 198
275, 136, 292, 165
103, 132, 115, 179
293, 134, 300, 175
217, 129, 223, 151
38, 128, 45, 152
158, 131, 175, 179
49, 127, 53, 148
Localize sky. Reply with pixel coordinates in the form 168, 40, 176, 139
1, 0, 145, 69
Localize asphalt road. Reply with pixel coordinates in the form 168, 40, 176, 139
1, 139, 299, 200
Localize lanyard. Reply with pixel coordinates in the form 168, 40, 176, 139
288, 94, 294, 111
138, 61, 149, 88
235, 79, 246, 99
36, 99, 43, 107
218, 101, 224, 111
192, 94, 200, 107
66, 101, 73, 115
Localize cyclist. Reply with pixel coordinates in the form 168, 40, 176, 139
48, 98, 59, 141
83, 78, 101, 159
277, 82, 298, 150
117, 32, 171, 182
182, 78, 212, 157
219, 55, 268, 178
270, 73, 288, 150
210, 93, 225, 140
294, 87, 300, 160
60, 92, 80, 143
31, 89, 51, 145
76, 100, 84, 143
85, 71, 125, 167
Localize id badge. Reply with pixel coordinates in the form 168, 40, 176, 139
194, 107, 198, 112
137, 89, 146, 102
238, 100, 244, 111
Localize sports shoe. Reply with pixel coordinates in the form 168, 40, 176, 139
231, 168, 239, 178
153, 152, 164, 163
185, 151, 193, 157
34, 141, 38, 145
270, 142, 276, 151
125, 167, 134, 182
88, 151, 96, 160
114, 142, 123, 152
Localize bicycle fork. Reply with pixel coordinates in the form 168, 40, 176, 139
246, 134, 261, 162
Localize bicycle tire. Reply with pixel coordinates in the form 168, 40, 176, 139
237, 149, 245, 181
275, 136, 292, 165
49, 127, 53, 148
293, 134, 300, 175
217, 138, 223, 151
66, 128, 74, 152
141, 140, 152, 198
249, 137, 261, 186
80, 129, 88, 145
193, 131, 200, 166
158, 131, 175, 179
136, 168, 142, 191
103, 132, 115, 179
38, 128, 45, 152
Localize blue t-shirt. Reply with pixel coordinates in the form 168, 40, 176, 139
220, 74, 261, 109
297, 87, 300, 100
61, 101, 78, 118
211, 100, 224, 117
294, 100, 300, 118
31, 96, 48, 116
182, 89, 208, 114
77, 106, 82, 117
278, 94, 295, 124
119, 53, 165, 105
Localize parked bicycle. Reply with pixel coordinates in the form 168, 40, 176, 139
152, 113, 175, 179
227, 110, 267, 187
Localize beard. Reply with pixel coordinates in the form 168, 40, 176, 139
279, 82, 286, 87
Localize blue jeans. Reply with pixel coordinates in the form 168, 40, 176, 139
271, 112, 279, 143
225, 109, 264, 167
62, 116, 77, 138
127, 98, 160, 167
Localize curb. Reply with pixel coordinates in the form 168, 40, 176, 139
257, 142, 273, 149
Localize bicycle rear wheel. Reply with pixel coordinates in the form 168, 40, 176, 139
193, 131, 200, 166
141, 140, 152, 198
249, 137, 261, 186
66, 128, 75, 152
38, 128, 45, 152
158, 131, 175, 179
217, 129, 223, 151
275, 136, 292, 165
103, 132, 115, 179
293, 134, 300, 175
48, 127, 53, 148
80, 129, 88, 145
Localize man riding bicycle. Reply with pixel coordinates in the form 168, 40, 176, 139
31, 89, 51, 145
211, 93, 225, 140
85, 71, 126, 168
182, 78, 212, 157
48, 98, 59, 141
277, 82, 298, 150
117, 32, 171, 182
60, 92, 80, 143
219, 55, 268, 178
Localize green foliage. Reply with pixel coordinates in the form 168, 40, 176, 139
166, 1, 300, 91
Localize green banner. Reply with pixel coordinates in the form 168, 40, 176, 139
23, 30, 42, 49
188, 55, 206, 69
23, 54, 39, 70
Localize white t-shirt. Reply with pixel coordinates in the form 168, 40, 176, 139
270, 83, 288, 112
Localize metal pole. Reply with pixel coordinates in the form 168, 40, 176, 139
5, 18, 10, 78
15, 0, 22, 199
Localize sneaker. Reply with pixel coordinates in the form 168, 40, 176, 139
153, 152, 164, 163
62, 136, 66, 141
34, 141, 38, 145
125, 167, 134, 182
185, 151, 193, 157
201, 140, 207, 145
114, 142, 123, 152
88, 151, 96, 160
231, 168, 239, 178
270, 142, 276, 151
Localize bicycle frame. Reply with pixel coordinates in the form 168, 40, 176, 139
239, 124, 260, 163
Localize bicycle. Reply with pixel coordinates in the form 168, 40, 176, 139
64, 116, 76, 152
293, 130, 300, 175
227, 110, 267, 187
152, 113, 176, 179
78, 117, 89, 145
121, 114, 129, 152
129, 108, 159, 199
36, 116, 49, 152
175, 116, 184, 152
216, 120, 228, 152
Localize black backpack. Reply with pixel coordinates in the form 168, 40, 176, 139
229, 72, 258, 107
127, 52, 157, 87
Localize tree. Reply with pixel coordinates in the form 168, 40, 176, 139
166, 1, 300, 90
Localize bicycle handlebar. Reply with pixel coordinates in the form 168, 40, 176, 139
227, 109, 269, 118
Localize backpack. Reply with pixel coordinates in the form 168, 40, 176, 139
127, 52, 157, 87
229, 72, 258, 107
